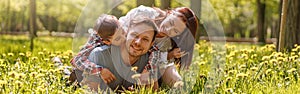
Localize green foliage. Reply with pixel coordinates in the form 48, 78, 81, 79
1, 35, 300, 93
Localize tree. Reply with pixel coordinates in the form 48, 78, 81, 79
136, 0, 155, 7
29, 0, 36, 51
279, 0, 300, 51
190, 0, 202, 42
160, 0, 170, 9
257, 0, 266, 43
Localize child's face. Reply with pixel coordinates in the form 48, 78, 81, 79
102, 36, 113, 45
111, 28, 126, 46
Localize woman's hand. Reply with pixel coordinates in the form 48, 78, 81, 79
100, 68, 116, 84
168, 48, 186, 60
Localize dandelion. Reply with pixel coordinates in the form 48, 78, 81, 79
225, 88, 233, 93
2, 53, 6, 57
63, 56, 69, 59
18, 73, 26, 79
287, 68, 297, 73
250, 67, 258, 71
262, 56, 270, 61
44, 58, 50, 62
131, 74, 141, 79
38, 52, 44, 55
0, 80, 7, 85
26, 52, 32, 57
226, 77, 232, 81
19, 53, 25, 56
173, 81, 184, 88
8, 71, 18, 78
15, 80, 23, 86
265, 69, 272, 74
131, 66, 138, 72
239, 65, 246, 69
8, 53, 14, 56
50, 54, 56, 58
236, 73, 248, 78
30, 72, 38, 77
32, 57, 38, 61
269, 59, 277, 64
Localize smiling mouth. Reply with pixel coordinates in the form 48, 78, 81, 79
130, 45, 142, 51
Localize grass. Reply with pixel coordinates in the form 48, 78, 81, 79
1, 35, 300, 93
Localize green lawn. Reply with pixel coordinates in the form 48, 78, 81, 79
1, 35, 300, 93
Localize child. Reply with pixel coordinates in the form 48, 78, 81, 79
69, 14, 123, 91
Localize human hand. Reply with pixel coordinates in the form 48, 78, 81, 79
100, 68, 116, 84
168, 48, 186, 60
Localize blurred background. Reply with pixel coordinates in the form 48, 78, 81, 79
0, 0, 299, 50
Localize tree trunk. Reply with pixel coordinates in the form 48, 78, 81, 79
160, 0, 170, 9
283, 0, 300, 50
257, 0, 266, 43
136, 0, 155, 7
191, 0, 202, 42
276, 0, 283, 51
29, 0, 36, 51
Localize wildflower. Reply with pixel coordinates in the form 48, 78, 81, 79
226, 77, 232, 81
239, 65, 246, 69
265, 69, 272, 74
250, 67, 258, 71
251, 54, 257, 58
0, 80, 7, 85
63, 56, 69, 59
8, 71, 18, 78
18, 73, 26, 79
262, 56, 270, 61
277, 57, 285, 62
225, 88, 233, 93
236, 73, 248, 78
44, 58, 50, 62
131, 74, 141, 79
8, 53, 14, 56
19, 53, 25, 56
38, 52, 44, 55
31, 57, 38, 61
26, 52, 32, 57
15, 80, 23, 86
173, 81, 184, 88
131, 66, 138, 72
50, 54, 56, 58
30, 72, 38, 77
2, 53, 6, 57
199, 61, 206, 66
269, 59, 277, 64
287, 68, 297, 73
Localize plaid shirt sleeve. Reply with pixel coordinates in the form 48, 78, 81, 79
70, 31, 104, 76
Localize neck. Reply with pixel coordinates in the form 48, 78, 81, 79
120, 44, 139, 65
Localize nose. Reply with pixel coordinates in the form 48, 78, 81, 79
133, 37, 141, 47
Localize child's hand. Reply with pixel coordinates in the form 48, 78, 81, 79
100, 68, 116, 84
168, 48, 186, 60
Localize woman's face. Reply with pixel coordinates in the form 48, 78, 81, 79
159, 13, 186, 37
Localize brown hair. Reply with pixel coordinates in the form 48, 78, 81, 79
93, 14, 119, 39
129, 19, 158, 42
174, 7, 199, 38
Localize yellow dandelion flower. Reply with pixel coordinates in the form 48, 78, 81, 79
173, 81, 184, 88
131, 74, 141, 79
38, 52, 44, 55
269, 59, 277, 64
8, 53, 14, 56
44, 58, 50, 62
2, 53, 6, 57
30, 72, 38, 77
0, 80, 7, 85
131, 66, 138, 72
225, 88, 233, 93
18, 73, 26, 79
287, 68, 297, 73
63, 56, 69, 59
236, 73, 248, 78
19, 53, 25, 56
8, 71, 18, 78
31, 57, 38, 61
239, 65, 246, 69
15, 80, 23, 86
262, 56, 270, 61
250, 67, 258, 71
26, 52, 32, 57
50, 54, 56, 58
265, 69, 272, 74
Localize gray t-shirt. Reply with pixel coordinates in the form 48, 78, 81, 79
86, 45, 149, 91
